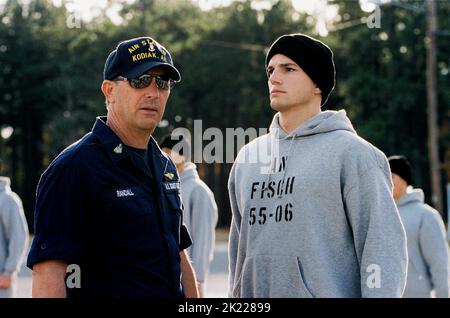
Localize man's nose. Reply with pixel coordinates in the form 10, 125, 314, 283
269, 69, 282, 85
144, 78, 160, 97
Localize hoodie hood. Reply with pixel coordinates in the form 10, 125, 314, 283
180, 162, 198, 183
264, 110, 357, 195
0, 177, 11, 193
269, 110, 356, 140
397, 188, 425, 207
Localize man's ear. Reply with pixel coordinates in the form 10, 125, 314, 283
314, 85, 322, 96
101, 80, 116, 105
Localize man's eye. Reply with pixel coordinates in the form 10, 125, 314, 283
286, 67, 295, 72
158, 75, 170, 81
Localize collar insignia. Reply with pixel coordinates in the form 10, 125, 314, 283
164, 172, 174, 180
113, 143, 123, 154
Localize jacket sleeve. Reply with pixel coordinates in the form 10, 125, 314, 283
227, 162, 241, 298
188, 185, 218, 282
419, 211, 450, 298
1, 194, 29, 275
27, 159, 89, 269
344, 161, 408, 297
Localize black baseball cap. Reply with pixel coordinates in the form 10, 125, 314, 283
103, 36, 181, 81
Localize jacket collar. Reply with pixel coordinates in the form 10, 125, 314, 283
91, 116, 132, 165
91, 116, 173, 182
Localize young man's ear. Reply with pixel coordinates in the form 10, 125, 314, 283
314, 85, 322, 95
101, 80, 116, 106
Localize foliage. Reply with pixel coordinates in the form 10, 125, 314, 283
0, 0, 448, 228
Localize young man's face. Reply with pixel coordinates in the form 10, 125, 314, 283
266, 54, 321, 112
106, 67, 170, 135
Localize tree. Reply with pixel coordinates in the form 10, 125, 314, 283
328, 0, 450, 214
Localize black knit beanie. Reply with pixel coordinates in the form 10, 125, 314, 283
388, 155, 412, 185
265, 33, 336, 106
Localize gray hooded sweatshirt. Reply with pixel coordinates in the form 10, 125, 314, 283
180, 162, 218, 283
396, 188, 450, 298
228, 110, 407, 298
0, 177, 28, 297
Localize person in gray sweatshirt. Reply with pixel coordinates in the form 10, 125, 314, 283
160, 134, 218, 297
0, 159, 29, 298
227, 33, 408, 298
388, 155, 450, 298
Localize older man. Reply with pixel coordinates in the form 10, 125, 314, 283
27, 36, 198, 298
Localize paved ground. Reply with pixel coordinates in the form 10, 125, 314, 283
205, 242, 228, 298
16, 273, 32, 298
15, 240, 229, 298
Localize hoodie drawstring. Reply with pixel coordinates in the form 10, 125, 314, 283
262, 131, 296, 199
277, 136, 295, 198
262, 128, 279, 191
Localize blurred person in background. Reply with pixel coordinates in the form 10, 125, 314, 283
0, 158, 29, 298
389, 155, 450, 298
160, 133, 218, 297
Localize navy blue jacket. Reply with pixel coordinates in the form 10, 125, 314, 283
28, 117, 191, 298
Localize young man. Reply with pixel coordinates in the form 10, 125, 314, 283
389, 155, 450, 298
227, 33, 407, 297
27, 36, 198, 298
0, 159, 29, 298
160, 134, 218, 297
